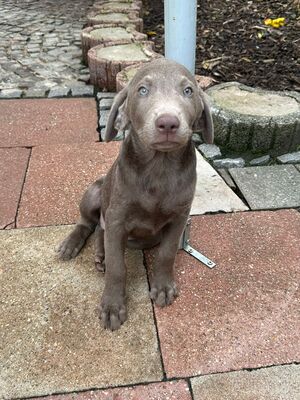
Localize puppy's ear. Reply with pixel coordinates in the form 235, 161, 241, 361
104, 87, 130, 142
193, 89, 214, 144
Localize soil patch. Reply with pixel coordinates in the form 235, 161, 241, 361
143, 0, 300, 91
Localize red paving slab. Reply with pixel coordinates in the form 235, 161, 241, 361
0, 147, 30, 229
17, 142, 120, 227
0, 99, 98, 147
146, 210, 300, 378
32, 381, 191, 400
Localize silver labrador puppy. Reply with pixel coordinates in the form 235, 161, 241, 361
57, 58, 214, 330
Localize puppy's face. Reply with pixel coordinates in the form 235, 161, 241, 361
105, 59, 214, 149
126, 60, 204, 152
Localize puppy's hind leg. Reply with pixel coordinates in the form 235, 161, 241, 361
95, 224, 105, 273
56, 178, 103, 260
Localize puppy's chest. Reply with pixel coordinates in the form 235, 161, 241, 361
138, 188, 182, 214
125, 186, 190, 237
126, 201, 175, 238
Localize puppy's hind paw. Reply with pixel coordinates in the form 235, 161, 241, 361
55, 231, 86, 261
95, 255, 105, 273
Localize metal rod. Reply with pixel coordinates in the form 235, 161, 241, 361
164, 0, 197, 73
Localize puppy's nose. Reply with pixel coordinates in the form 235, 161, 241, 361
155, 114, 180, 134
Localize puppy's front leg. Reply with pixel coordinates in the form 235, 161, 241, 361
100, 211, 127, 331
150, 214, 189, 307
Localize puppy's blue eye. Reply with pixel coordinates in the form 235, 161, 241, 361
138, 86, 149, 96
183, 87, 193, 97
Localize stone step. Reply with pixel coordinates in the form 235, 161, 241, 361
88, 41, 161, 90
87, 10, 143, 31
116, 62, 145, 91
206, 82, 300, 155
81, 24, 147, 64
92, 0, 143, 17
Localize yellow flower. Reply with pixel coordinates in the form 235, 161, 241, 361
264, 17, 285, 28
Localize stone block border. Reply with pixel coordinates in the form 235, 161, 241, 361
88, 40, 161, 91
87, 9, 143, 31
116, 62, 145, 91
92, 0, 143, 16
81, 24, 147, 64
206, 82, 300, 156
0, 85, 95, 99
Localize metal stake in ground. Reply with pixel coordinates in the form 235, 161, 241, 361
179, 218, 216, 269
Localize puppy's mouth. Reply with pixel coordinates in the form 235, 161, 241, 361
151, 133, 184, 151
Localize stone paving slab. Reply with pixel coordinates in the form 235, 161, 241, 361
0, 225, 162, 398
17, 142, 120, 228
0, 99, 98, 147
32, 380, 191, 400
0, 147, 30, 229
296, 164, 300, 172
229, 165, 300, 210
191, 364, 300, 400
146, 210, 300, 378
191, 151, 248, 214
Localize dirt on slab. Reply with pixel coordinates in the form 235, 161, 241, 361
143, 0, 300, 92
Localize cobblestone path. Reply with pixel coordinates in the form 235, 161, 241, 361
0, 0, 94, 95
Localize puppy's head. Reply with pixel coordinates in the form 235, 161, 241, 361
105, 59, 214, 151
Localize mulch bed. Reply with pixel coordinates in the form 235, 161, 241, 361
143, 0, 300, 92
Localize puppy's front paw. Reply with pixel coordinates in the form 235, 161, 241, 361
100, 295, 127, 331
150, 280, 178, 307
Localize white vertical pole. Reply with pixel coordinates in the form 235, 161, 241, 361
164, 0, 197, 74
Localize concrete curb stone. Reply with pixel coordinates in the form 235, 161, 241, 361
198, 143, 222, 160
24, 88, 47, 98
0, 88, 23, 98
277, 151, 300, 164
213, 158, 245, 169
249, 155, 271, 166
48, 86, 70, 98
71, 84, 94, 97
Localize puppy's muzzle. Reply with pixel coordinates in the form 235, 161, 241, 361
151, 113, 183, 151
155, 113, 180, 135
